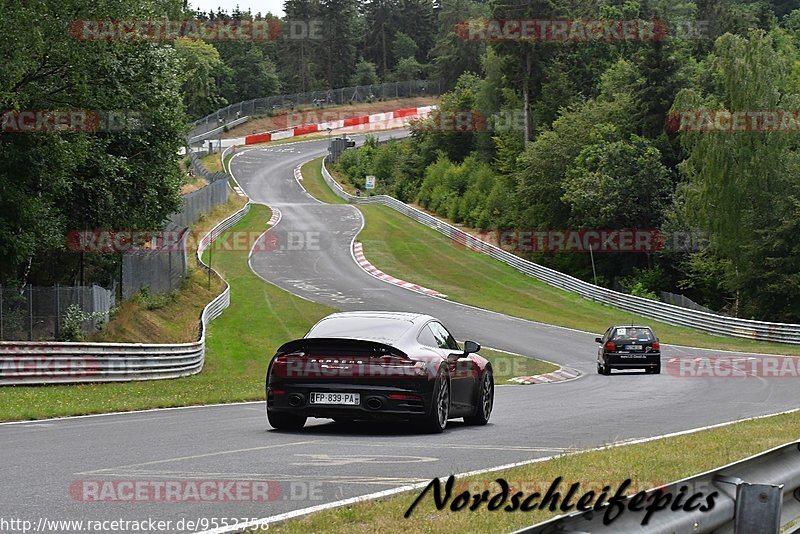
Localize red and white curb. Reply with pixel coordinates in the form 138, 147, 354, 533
242, 105, 435, 145
509, 367, 581, 385
267, 208, 281, 226
353, 242, 445, 297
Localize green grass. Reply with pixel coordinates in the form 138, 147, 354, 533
301, 157, 800, 357
481, 348, 557, 383
199, 152, 224, 173
0, 205, 333, 422
300, 158, 347, 204
267, 409, 800, 533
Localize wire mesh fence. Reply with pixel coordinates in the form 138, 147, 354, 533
0, 285, 114, 341
187, 79, 440, 141
121, 179, 230, 300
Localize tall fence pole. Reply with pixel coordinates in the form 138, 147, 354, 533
55, 284, 60, 339
28, 285, 33, 341
0, 285, 3, 340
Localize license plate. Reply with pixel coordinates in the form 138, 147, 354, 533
310, 392, 360, 405
625, 345, 643, 350
620, 354, 646, 358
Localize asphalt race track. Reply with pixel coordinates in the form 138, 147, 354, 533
2, 131, 799, 532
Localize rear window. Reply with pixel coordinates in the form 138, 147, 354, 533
612, 327, 654, 342
307, 316, 414, 343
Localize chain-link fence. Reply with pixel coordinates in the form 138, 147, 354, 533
0, 285, 114, 341
660, 290, 722, 315
121, 230, 189, 300
121, 179, 230, 299
187, 79, 440, 141
168, 178, 230, 230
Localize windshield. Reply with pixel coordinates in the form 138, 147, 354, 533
307, 316, 414, 343
612, 327, 655, 342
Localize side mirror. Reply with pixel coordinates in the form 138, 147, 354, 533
595, 337, 602, 343
463, 340, 481, 355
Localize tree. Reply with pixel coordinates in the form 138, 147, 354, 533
428, 0, 487, 90
562, 126, 672, 231
487, 0, 561, 145
222, 45, 281, 102
319, 0, 359, 87
393, 31, 418, 61
0, 0, 187, 287
363, 0, 399, 75
174, 38, 227, 118
391, 57, 423, 81
351, 59, 380, 85
280, 0, 323, 92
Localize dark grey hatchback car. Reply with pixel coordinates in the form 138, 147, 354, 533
596, 325, 661, 375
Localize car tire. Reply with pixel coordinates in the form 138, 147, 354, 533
267, 409, 307, 430
597, 362, 603, 374
652, 364, 661, 374
464, 368, 494, 425
422, 369, 450, 434
602, 363, 611, 375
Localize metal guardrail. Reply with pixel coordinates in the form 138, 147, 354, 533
187, 79, 440, 141
321, 158, 800, 344
0, 200, 252, 385
514, 439, 800, 533
188, 151, 231, 183
188, 116, 250, 145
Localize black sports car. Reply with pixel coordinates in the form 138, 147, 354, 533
596, 325, 661, 375
266, 311, 494, 433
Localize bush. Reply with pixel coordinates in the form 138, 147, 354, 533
60, 304, 106, 342
136, 287, 176, 311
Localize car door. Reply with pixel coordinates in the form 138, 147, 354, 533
598, 327, 611, 364
429, 321, 477, 411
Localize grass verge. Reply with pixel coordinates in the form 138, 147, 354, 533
89, 195, 245, 344
301, 156, 800, 357
0, 204, 333, 422
200, 152, 224, 173
479, 348, 558, 383
267, 409, 800, 533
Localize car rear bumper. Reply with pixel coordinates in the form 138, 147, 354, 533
604, 352, 661, 367
267, 381, 432, 419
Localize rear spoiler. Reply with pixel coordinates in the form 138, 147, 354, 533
275, 338, 408, 358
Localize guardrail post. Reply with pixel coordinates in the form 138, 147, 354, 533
714, 475, 783, 534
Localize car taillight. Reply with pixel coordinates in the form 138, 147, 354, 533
388, 393, 420, 400
605, 341, 616, 352
652, 342, 660, 351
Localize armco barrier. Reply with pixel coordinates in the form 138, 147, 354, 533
242, 105, 434, 146
514, 438, 800, 533
0, 199, 252, 385
321, 158, 800, 344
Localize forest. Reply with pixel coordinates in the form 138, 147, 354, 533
2, 0, 800, 323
